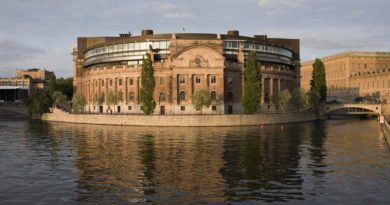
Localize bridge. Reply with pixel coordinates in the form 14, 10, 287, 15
323, 103, 382, 115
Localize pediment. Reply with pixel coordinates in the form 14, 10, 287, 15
172, 46, 224, 68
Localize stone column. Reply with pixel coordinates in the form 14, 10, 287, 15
136, 77, 140, 103
125, 77, 128, 104
172, 75, 178, 104
261, 77, 265, 103
269, 78, 273, 102
105, 78, 108, 103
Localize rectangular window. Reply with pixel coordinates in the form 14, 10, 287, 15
210, 75, 216, 84
129, 78, 134, 85
195, 75, 201, 84
212, 105, 217, 111
181, 106, 185, 111
160, 77, 165, 85
179, 75, 186, 84
118, 79, 122, 86
128, 106, 132, 111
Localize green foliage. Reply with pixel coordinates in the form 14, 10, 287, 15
52, 91, 66, 107
106, 90, 120, 107
140, 53, 156, 115
291, 88, 308, 111
310, 58, 327, 102
26, 74, 73, 114
48, 73, 57, 96
275, 90, 291, 112
27, 89, 52, 114
242, 51, 262, 114
309, 89, 320, 107
72, 92, 86, 112
56, 77, 73, 100
191, 89, 211, 114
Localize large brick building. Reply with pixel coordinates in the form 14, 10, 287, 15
73, 30, 300, 114
301, 51, 390, 102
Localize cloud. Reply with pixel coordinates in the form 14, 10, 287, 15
151, 2, 177, 12
163, 12, 194, 19
258, 0, 306, 9
0, 40, 45, 62
150, 1, 194, 19
257, 0, 307, 14
345, 10, 363, 19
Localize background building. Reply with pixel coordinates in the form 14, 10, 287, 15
301, 51, 390, 102
0, 68, 53, 103
73, 30, 300, 114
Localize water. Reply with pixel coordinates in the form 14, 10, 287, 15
0, 119, 389, 204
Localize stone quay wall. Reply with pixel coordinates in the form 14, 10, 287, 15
41, 109, 318, 127
382, 118, 390, 146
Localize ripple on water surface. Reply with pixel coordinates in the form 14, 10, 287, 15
0, 119, 389, 204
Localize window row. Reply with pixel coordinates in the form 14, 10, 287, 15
90, 91, 225, 102
86, 75, 219, 87
85, 41, 170, 58
223, 41, 293, 58
178, 75, 217, 84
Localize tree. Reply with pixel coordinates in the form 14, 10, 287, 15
48, 73, 57, 96
242, 51, 262, 114
310, 58, 327, 103
191, 89, 211, 114
52, 91, 66, 108
72, 92, 86, 112
56, 77, 73, 100
309, 89, 320, 107
291, 88, 308, 111
140, 53, 156, 115
106, 90, 120, 113
27, 89, 52, 115
275, 90, 291, 112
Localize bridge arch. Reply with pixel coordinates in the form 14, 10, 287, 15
324, 103, 381, 115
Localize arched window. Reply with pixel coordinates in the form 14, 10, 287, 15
128, 92, 135, 101
211, 91, 217, 101
227, 92, 233, 101
179, 91, 186, 101
159, 92, 166, 101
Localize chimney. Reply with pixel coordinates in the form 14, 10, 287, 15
227, 30, 239, 37
141, 29, 153, 36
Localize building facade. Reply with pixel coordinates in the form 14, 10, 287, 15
73, 30, 300, 114
301, 52, 390, 102
0, 68, 53, 103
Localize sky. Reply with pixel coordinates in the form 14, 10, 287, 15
0, 0, 389, 77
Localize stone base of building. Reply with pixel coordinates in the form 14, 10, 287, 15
41, 108, 318, 127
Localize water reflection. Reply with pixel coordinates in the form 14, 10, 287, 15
43, 123, 321, 204
1, 120, 389, 204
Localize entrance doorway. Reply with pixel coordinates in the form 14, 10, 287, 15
160, 106, 165, 115
117, 106, 121, 113
228, 105, 233, 114
99, 106, 103, 113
